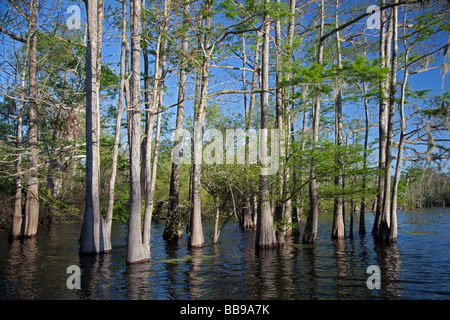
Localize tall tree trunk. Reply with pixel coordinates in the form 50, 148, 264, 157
390, 6, 410, 240
142, 88, 163, 247
332, 88, 345, 239
127, 0, 150, 264
256, 1, 277, 249
241, 36, 252, 230
284, 0, 296, 237
10, 38, 29, 240
212, 194, 220, 244
142, 1, 159, 219
378, 2, 398, 242
388, 1, 401, 243
349, 194, 355, 239
360, 79, 369, 235
189, 0, 213, 249
105, 0, 127, 243
360, 34, 370, 236
142, 0, 171, 251
286, 0, 300, 236
10, 106, 23, 239
275, 0, 286, 245
80, 0, 110, 254
125, 23, 131, 146
378, 1, 399, 242
141, 1, 150, 197
242, 31, 261, 230
303, 0, 324, 244
391, 57, 407, 243
187, 45, 203, 234
332, 0, 345, 240
23, 0, 39, 239
164, 1, 190, 241
373, 0, 391, 236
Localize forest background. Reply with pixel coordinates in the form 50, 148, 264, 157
0, 0, 449, 263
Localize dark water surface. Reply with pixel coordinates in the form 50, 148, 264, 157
1, 208, 449, 300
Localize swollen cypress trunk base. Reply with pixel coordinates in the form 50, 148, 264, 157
80, 0, 111, 255
241, 196, 254, 229
303, 179, 319, 244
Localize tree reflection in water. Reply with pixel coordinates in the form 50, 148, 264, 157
125, 260, 151, 300
375, 242, 402, 300
1, 209, 448, 300
5, 238, 38, 299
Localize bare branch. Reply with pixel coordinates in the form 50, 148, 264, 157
0, 26, 26, 43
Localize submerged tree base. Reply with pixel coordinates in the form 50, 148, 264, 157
126, 257, 150, 265
331, 234, 346, 240
8, 234, 37, 242
302, 232, 317, 244
256, 242, 282, 250
374, 236, 398, 244
242, 222, 255, 229
163, 233, 184, 243
188, 243, 205, 249
79, 249, 112, 255
162, 225, 184, 242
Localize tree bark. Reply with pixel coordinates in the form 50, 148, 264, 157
125, 22, 131, 146
332, 0, 345, 240
127, 0, 150, 264
360, 78, 369, 236
303, 0, 324, 244
141, 1, 150, 197
388, 1, 401, 243
9, 35, 29, 240
241, 31, 261, 230
23, 0, 39, 239
380, 1, 399, 242
286, 0, 300, 237
332, 89, 345, 239
189, 0, 213, 249
391, 62, 407, 243
10, 107, 23, 239
105, 0, 127, 244
187, 55, 203, 234
142, 88, 163, 248
283, 0, 297, 238
256, 1, 277, 249
275, 0, 286, 245
377, 2, 398, 243
373, 0, 391, 236
80, 0, 110, 254
212, 194, 220, 244
142, 0, 171, 251
241, 36, 252, 230
390, 5, 411, 240
164, 1, 190, 241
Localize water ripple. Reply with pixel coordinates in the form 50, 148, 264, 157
0, 208, 449, 299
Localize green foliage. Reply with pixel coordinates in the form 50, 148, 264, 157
341, 55, 389, 83
421, 92, 450, 121
398, 165, 450, 209
287, 134, 378, 212
100, 64, 119, 93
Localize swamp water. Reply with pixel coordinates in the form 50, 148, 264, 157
1, 208, 449, 300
